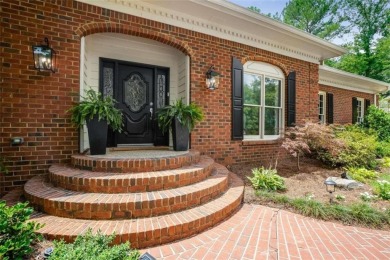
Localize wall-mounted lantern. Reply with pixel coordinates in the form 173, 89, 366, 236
206, 66, 221, 90
32, 38, 57, 73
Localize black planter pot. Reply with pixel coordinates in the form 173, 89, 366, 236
172, 117, 189, 151
86, 115, 108, 155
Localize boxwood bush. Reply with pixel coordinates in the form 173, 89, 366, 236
48, 229, 140, 260
0, 201, 43, 260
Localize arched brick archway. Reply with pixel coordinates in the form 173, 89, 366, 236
74, 22, 194, 57
241, 56, 289, 76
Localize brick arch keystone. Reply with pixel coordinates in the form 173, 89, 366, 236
74, 22, 194, 57
241, 56, 289, 77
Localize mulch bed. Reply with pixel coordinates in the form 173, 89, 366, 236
231, 157, 390, 211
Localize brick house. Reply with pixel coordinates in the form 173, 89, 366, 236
1, 0, 389, 196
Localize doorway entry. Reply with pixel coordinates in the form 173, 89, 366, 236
100, 58, 169, 147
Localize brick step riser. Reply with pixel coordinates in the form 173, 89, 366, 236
48, 160, 214, 193
25, 178, 228, 220
35, 189, 243, 249
71, 151, 200, 173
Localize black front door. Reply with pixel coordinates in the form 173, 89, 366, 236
100, 59, 169, 146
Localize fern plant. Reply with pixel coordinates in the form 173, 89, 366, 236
68, 89, 123, 132
157, 99, 204, 133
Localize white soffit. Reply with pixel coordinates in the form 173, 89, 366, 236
76, 0, 346, 64
319, 65, 390, 94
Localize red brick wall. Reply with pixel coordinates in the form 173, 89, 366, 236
0, 0, 319, 194
319, 85, 374, 124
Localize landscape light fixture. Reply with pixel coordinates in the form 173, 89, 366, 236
206, 65, 221, 90
32, 37, 57, 72
324, 179, 336, 203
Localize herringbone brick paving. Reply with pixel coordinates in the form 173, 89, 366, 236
142, 204, 390, 259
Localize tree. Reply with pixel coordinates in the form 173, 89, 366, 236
282, 0, 345, 40
327, 0, 390, 81
247, 6, 261, 14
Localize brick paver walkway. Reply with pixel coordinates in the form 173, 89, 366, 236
142, 204, 390, 259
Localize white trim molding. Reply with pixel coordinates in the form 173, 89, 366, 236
76, 0, 346, 64
319, 65, 390, 94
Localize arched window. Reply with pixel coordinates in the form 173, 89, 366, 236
243, 61, 285, 140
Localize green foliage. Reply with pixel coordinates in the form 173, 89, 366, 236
282, 0, 345, 40
157, 99, 204, 133
336, 126, 378, 168
247, 167, 285, 191
346, 167, 378, 183
363, 106, 390, 142
383, 158, 390, 168
68, 89, 123, 132
0, 201, 43, 260
255, 191, 390, 228
0, 156, 8, 175
290, 198, 329, 219
375, 142, 390, 158
373, 180, 390, 200
327, 0, 390, 81
335, 194, 345, 201
48, 229, 140, 260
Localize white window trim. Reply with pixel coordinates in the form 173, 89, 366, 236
318, 91, 326, 124
356, 97, 365, 123
243, 62, 285, 141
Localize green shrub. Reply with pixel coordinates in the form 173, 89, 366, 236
247, 167, 285, 191
376, 142, 390, 158
363, 106, 390, 142
336, 126, 378, 168
48, 229, 140, 260
346, 167, 378, 183
0, 201, 43, 260
383, 157, 390, 168
373, 180, 390, 200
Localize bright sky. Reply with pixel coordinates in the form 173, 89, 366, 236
229, 0, 288, 15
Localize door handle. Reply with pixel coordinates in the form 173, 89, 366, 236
149, 102, 153, 120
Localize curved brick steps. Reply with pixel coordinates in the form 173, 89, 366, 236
29, 172, 244, 249
49, 156, 214, 193
71, 150, 200, 173
24, 166, 229, 220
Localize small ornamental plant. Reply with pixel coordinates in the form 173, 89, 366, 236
360, 192, 378, 202
247, 167, 286, 191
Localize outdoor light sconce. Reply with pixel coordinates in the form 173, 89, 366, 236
206, 65, 221, 90
324, 179, 336, 203
32, 37, 57, 72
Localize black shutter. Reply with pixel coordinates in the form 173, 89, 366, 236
231, 57, 244, 140
352, 97, 358, 124
287, 71, 296, 126
365, 99, 370, 115
326, 93, 334, 124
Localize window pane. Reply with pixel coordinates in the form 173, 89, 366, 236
244, 106, 260, 135
264, 107, 280, 135
244, 74, 261, 105
265, 78, 281, 107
